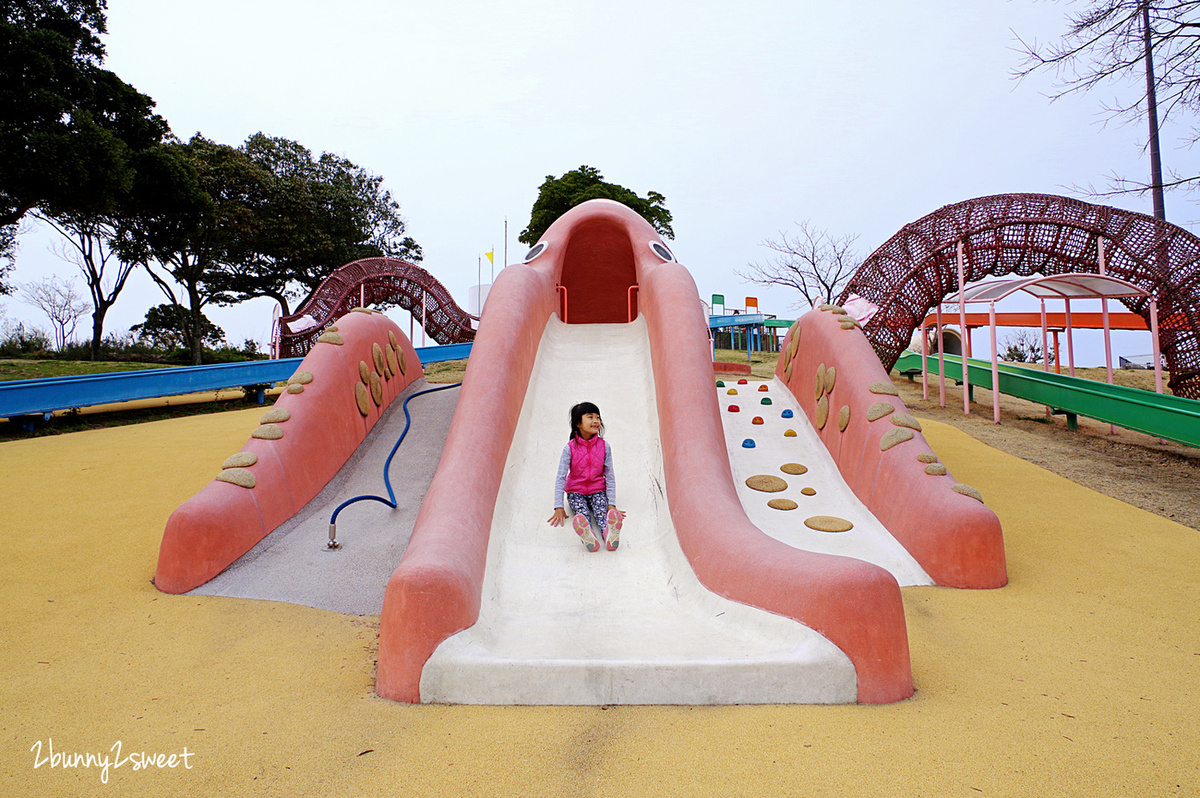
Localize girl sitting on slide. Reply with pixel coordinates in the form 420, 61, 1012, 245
547, 401, 625, 552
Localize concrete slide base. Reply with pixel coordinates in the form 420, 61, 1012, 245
419, 317, 858, 705
189, 379, 459, 615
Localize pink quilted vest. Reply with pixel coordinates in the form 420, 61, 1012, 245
565, 435, 606, 495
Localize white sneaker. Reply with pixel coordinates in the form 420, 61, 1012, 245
573, 513, 599, 552
605, 508, 622, 551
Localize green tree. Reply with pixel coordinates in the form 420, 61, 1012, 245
3, 1, 174, 353
0, 0, 170, 226
208, 133, 422, 315
1, 223, 15, 294
116, 136, 249, 365
130, 302, 224, 353
518, 165, 674, 245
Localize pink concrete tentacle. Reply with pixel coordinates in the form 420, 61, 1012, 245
639, 260, 913, 705
376, 199, 916, 704
777, 309, 1008, 589
155, 311, 422, 594
375, 264, 557, 702
378, 202, 646, 700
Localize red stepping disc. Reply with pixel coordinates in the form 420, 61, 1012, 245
728, 404, 740, 412
737, 378, 749, 384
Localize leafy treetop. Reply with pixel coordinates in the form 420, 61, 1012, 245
0, 0, 169, 226
208, 132, 422, 315
518, 165, 673, 245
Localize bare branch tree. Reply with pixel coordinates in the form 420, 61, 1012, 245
19, 275, 88, 350
736, 222, 861, 310
37, 212, 137, 359
1001, 329, 1046, 363
1013, 1, 1200, 218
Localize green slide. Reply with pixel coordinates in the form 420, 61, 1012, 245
894, 351, 1200, 449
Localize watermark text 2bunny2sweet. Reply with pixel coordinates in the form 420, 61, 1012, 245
31, 738, 195, 784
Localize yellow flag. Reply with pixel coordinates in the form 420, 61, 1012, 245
484, 251, 494, 265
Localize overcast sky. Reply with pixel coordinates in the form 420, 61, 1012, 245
5, 0, 1194, 363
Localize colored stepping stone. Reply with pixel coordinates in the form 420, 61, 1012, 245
784, 429, 796, 437
742, 439, 756, 448
738, 378, 748, 384
752, 416, 764, 425
727, 388, 738, 395
716, 380, 725, 387
804, 515, 854, 533
781, 409, 794, 419
746, 475, 787, 492
758, 384, 769, 392
728, 405, 740, 412
761, 397, 772, 405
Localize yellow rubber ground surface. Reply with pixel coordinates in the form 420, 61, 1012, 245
2, 408, 1198, 796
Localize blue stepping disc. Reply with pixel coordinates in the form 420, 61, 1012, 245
742, 439, 756, 448
781, 409, 794, 418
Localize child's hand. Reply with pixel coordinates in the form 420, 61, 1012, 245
548, 507, 568, 526
608, 505, 626, 520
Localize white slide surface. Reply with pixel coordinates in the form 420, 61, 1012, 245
419, 316, 858, 705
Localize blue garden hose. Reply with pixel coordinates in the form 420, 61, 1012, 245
326, 381, 461, 548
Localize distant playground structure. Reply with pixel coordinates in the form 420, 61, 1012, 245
706, 294, 793, 358
271, 257, 477, 359
841, 193, 1200, 400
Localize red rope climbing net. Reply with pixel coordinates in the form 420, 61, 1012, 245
273, 257, 476, 359
840, 194, 1200, 400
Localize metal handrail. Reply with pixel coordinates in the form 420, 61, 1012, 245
556, 285, 568, 323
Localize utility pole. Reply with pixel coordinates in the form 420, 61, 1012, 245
1142, 0, 1166, 219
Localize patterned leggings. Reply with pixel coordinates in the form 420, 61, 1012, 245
566, 492, 609, 538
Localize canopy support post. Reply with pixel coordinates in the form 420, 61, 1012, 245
957, 241, 970, 415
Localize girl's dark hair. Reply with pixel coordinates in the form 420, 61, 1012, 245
569, 401, 604, 440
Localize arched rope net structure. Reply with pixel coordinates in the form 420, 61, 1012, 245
274, 257, 476, 359
839, 193, 1200, 400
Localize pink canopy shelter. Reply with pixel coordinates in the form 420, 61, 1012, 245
920, 269, 1163, 424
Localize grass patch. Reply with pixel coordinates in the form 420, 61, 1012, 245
0, 359, 172, 382
999, 361, 1172, 394
712, 347, 780, 380
423, 359, 467, 384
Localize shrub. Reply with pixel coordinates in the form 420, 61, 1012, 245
1001, 330, 1044, 364
0, 321, 51, 357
